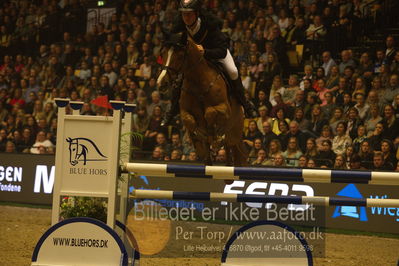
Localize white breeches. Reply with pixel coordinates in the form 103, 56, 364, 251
218, 49, 239, 81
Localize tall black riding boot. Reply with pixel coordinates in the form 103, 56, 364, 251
161, 85, 182, 127
231, 77, 258, 118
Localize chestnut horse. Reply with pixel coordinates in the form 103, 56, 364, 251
157, 35, 247, 166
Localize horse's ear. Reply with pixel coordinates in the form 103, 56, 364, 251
66, 137, 71, 143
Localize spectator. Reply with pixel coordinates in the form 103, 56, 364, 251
321, 51, 336, 76
352, 77, 367, 98
170, 149, 182, 161
354, 93, 370, 121
381, 139, 397, 169
342, 92, 354, 114
338, 50, 356, 74
264, 139, 283, 166
309, 104, 328, 136
385, 35, 397, 65
30, 130, 54, 154
4, 141, 16, 153
256, 106, 272, 134
356, 52, 373, 79
261, 121, 278, 151
316, 139, 336, 168
304, 137, 319, 159
271, 108, 291, 135
305, 15, 326, 60
333, 77, 349, 106
282, 137, 303, 167
215, 149, 227, 164
247, 137, 262, 161
277, 120, 290, 151
151, 146, 164, 160
170, 133, 183, 153
307, 158, 317, 168
293, 107, 311, 132
316, 125, 334, 151
287, 120, 308, 152
380, 104, 399, 141
373, 151, 391, 171
349, 154, 363, 170
333, 154, 346, 169
352, 125, 368, 153
358, 140, 374, 169
282, 74, 300, 105
133, 106, 150, 135
273, 154, 286, 167
325, 65, 340, 89
320, 91, 336, 119
298, 155, 308, 168
243, 120, 263, 149
332, 122, 352, 156
187, 151, 198, 162
261, 53, 282, 91
390, 51, 399, 75
346, 107, 362, 140
251, 149, 267, 166
269, 76, 285, 107
143, 105, 164, 151
291, 17, 306, 46
154, 132, 171, 155
381, 74, 399, 105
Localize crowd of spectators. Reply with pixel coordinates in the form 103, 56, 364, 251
0, 0, 398, 172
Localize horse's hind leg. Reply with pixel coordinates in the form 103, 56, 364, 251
191, 137, 212, 165
225, 147, 233, 166
231, 142, 248, 167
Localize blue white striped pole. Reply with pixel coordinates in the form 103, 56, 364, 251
130, 189, 399, 208
122, 163, 399, 185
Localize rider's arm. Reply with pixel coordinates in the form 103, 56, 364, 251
203, 29, 228, 60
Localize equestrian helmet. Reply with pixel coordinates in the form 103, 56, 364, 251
179, 0, 201, 12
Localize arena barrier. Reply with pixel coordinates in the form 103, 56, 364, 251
121, 162, 399, 185
130, 189, 399, 208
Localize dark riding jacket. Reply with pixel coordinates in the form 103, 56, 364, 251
172, 11, 229, 61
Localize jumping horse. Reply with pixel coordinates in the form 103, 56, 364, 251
157, 33, 248, 166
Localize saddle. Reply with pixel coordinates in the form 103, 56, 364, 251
206, 60, 234, 95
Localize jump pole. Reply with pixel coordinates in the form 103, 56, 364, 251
130, 189, 399, 208
122, 162, 399, 185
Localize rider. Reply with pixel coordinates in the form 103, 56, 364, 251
161, 0, 258, 127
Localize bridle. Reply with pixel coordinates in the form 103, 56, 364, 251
157, 42, 187, 90
158, 38, 205, 91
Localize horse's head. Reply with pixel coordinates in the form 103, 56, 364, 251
157, 32, 187, 91
66, 137, 79, 166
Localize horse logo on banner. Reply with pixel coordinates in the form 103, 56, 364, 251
66, 137, 107, 166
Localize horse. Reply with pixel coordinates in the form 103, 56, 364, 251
157, 34, 248, 166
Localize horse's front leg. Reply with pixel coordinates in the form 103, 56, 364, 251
204, 102, 230, 136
